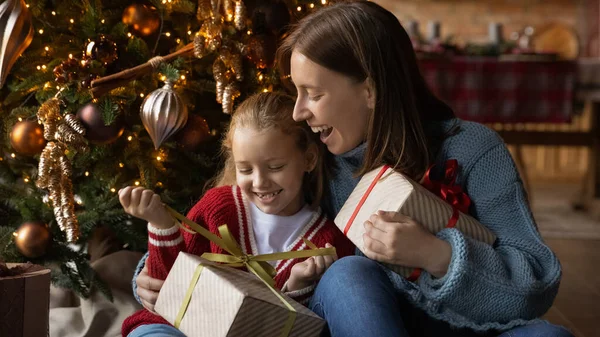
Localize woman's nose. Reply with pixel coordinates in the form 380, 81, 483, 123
293, 101, 311, 122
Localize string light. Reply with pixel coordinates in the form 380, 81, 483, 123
127, 32, 132, 38
134, 181, 140, 186
23, 178, 30, 183
68, 53, 73, 59
160, 75, 167, 81
85, 171, 89, 176
25, 3, 29, 8
176, 38, 181, 43
156, 156, 162, 161
37, 65, 41, 70
52, 11, 56, 15
110, 188, 116, 193
70, 18, 74, 23
321, 0, 327, 4
18, 117, 23, 122
42, 65, 47, 70
101, 19, 105, 24
38, 29, 44, 34
11, 153, 16, 158
165, 32, 171, 37
56, 85, 60, 90
263, 88, 269, 92
0, 157, 3, 161
297, 6, 302, 11
180, 75, 186, 80
140, 93, 145, 98
187, 30, 192, 35
310, 3, 315, 8
162, 0, 167, 3
247, 30, 252, 35
156, 182, 163, 188
119, 163, 124, 168
45, 46, 50, 51
44, 83, 50, 88
127, 136, 133, 141
258, 74, 264, 81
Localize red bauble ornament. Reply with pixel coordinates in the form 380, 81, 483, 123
175, 113, 211, 151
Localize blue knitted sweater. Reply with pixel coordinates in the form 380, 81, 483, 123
132, 119, 561, 332
327, 119, 561, 332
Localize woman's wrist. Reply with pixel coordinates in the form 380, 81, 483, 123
422, 237, 452, 278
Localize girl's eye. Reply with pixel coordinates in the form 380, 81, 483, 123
237, 168, 252, 174
269, 165, 285, 171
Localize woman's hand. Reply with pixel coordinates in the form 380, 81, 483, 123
136, 264, 165, 314
287, 243, 337, 291
363, 211, 452, 278
119, 186, 174, 229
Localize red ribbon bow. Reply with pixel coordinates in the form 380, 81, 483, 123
421, 159, 471, 221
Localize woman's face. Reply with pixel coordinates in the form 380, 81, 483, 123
290, 50, 374, 155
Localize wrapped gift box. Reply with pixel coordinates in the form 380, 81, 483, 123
334, 166, 497, 278
155, 252, 324, 337
0, 263, 51, 337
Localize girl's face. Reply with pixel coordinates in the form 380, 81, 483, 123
232, 126, 317, 216
290, 50, 374, 155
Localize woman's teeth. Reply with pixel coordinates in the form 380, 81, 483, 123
311, 125, 332, 133
256, 190, 282, 199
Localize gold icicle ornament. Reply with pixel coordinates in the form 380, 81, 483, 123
36, 97, 88, 243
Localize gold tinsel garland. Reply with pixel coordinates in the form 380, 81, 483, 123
36, 98, 88, 243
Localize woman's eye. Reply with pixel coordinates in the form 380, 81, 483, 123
309, 95, 323, 101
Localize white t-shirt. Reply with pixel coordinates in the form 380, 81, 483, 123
250, 203, 314, 264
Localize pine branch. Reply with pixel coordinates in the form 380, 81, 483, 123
99, 97, 120, 125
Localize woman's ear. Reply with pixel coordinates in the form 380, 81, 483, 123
305, 143, 319, 172
365, 77, 376, 110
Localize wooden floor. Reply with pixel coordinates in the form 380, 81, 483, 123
544, 239, 600, 337
532, 183, 600, 337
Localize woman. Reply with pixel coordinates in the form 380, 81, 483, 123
132, 2, 572, 336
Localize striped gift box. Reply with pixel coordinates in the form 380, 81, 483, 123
155, 252, 324, 337
334, 166, 496, 278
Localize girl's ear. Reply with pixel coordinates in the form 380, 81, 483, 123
305, 143, 319, 172
365, 77, 376, 110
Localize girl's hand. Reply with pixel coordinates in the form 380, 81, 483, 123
363, 211, 452, 278
287, 243, 337, 291
118, 186, 174, 229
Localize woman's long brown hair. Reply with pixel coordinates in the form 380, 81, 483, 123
277, 1, 455, 180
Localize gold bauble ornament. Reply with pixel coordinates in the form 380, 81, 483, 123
10, 120, 47, 156
140, 81, 189, 149
0, 0, 34, 88
122, 4, 160, 37
14, 221, 51, 259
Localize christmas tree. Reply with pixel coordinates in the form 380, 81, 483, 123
0, 0, 333, 299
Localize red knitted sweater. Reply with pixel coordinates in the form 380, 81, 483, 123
122, 185, 355, 336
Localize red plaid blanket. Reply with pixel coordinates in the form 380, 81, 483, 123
418, 57, 577, 123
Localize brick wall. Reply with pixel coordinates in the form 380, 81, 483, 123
372, 0, 586, 51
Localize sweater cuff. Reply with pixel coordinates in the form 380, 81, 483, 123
132, 251, 149, 305
282, 281, 316, 306
419, 228, 468, 302
147, 223, 183, 247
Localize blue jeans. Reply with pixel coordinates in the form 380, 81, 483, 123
310, 256, 574, 337
128, 324, 186, 337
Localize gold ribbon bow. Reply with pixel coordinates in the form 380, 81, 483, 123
166, 206, 335, 336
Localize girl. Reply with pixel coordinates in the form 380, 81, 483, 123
120, 92, 354, 337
